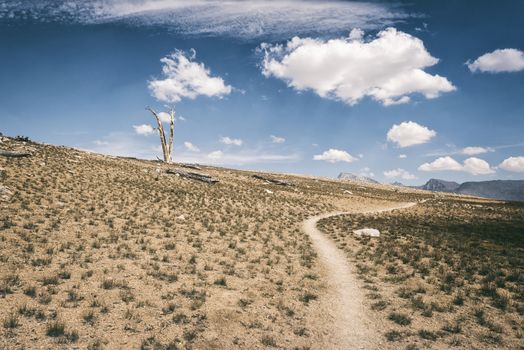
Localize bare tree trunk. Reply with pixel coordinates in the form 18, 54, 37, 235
167, 109, 175, 161
146, 107, 175, 163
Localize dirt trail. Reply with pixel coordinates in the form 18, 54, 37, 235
303, 202, 416, 350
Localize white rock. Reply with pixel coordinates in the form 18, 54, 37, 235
176, 214, 185, 220
353, 228, 380, 237
264, 189, 274, 194
343, 190, 353, 195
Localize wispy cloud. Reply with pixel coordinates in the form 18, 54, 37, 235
0, 1, 409, 40
270, 135, 286, 144
183, 149, 300, 165
425, 142, 524, 157
85, 132, 297, 166
220, 136, 243, 146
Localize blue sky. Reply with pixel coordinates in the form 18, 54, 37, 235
1, 0, 523, 184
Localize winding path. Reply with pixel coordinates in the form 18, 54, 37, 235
303, 202, 416, 349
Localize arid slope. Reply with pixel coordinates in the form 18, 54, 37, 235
2, 136, 516, 349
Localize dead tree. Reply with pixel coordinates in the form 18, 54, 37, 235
146, 106, 175, 163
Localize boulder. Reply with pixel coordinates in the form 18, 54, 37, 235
353, 228, 380, 237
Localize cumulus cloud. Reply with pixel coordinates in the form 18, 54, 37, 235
184, 141, 200, 152
270, 135, 286, 144
148, 50, 232, 103
499, 156, 524, 172
261, 28, 455, 106
462, 157, 495, 175
0, 1, 408, 40
383, 168, 416, 180
418, 156, 465, 172
313, 149, 357, 163
467, 49, 524, 73
207, 150, 224, 159
399, 154, 407, 159
462, 146, 493, 155
419, 156, 495, 175
387, 121, 436, 148
220, 136, 243, 146
133, 124, 155, 135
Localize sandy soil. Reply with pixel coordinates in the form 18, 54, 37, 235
303, 203, 416, 349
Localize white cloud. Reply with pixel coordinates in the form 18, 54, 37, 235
196, 149, 299, 165
93, 140, 109, 146
261, 27, 455, 106
418, 156, 464, 172
399, 154, 407, 159
270, 135, 286, 144
2, 1, 408, 40
359, 167, 375, 178
467, 49, 524, 73
383, 168, 416, 180
87, 132, 162, 159
207, 150, 223, 159
157, 111, 173, 123
387, 121, 436, 148
148, 50, 232, 103
313, 149, 357, 163
462, 146, 493, 155
220, 136, 243, 146
133, 124, 155, 135
463, 157, 495, 175
499, 156, 524, 172
419, 156, 495, 175
184, 141, 200, 152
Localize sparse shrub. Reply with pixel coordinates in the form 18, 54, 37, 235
46, 321, 65, 337
261, 335, 277, 347
385, 330, 403, 341
214, 277, 227, 286
388, 312, 411, 326
3, 313, 20, 329
418, 329, 438, 341
300, 292, 317, 304
371, 300, 388, 311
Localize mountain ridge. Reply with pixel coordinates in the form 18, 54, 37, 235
416, 178, 524, 201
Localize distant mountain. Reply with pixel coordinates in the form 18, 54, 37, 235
456, 180, 524, 201
416, 178, 524, 201
419, 178, 460, 192
391, 181, 405, 187
338, 172, 379, 184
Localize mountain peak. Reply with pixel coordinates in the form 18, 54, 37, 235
337, 172, 379, 184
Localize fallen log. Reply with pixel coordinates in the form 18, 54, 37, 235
252, 174, 292, 186
166, 169, 218, 184
179, 163, 202, 170
0, 149, 32, 158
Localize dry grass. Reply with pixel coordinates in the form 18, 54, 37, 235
0, 136, 430, 349
319, 198, 524, 349
3, 136, 520, 349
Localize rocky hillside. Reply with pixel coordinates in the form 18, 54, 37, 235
416, 178, 524, 201
456, 180, 524, 201
418, 178, 460, 192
